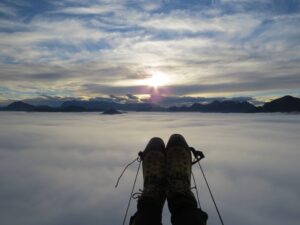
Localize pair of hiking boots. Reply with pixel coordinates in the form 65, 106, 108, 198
140, 134, 195, 208
130, 134, 208, 225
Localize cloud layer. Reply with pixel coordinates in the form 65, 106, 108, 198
0, 0, 300, 101
0, 112, 300, 225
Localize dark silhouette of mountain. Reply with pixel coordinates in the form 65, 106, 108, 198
61, 100, 164, 112
32, 105, 57, 112
125, 103, 164, 111
1, 96, 299, 113
102, 108, 125, 115
4, 101, 35, 111
61, 100, 120, 111
169, 100, 256, 113
205, 100, 256, 113
1, 101, 86, 112
0, 100, 164, 112
60, 105, 86, 112
259, 95, 300, 112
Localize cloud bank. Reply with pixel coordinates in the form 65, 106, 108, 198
0, 112, 300, 225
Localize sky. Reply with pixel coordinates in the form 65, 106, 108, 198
0, 0, 300, 104
0, 112, 300, 225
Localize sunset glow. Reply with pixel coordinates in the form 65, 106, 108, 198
0, 0, 299, 104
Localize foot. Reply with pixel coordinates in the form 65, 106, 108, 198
130, 138, 166, 225
165, 134, 208, 224
140, 137, 166, 207
166, 134, 195, 199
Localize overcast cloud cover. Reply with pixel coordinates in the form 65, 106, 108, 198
0, 0, 300, 103
0, 112, 300, 225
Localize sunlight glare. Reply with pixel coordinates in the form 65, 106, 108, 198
144, 72, 169, 88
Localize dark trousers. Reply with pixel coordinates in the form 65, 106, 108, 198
130, 194, 208, 225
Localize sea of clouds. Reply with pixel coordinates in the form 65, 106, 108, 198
0, 112, 299, 225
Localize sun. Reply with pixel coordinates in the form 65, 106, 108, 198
144, 72, 169, 88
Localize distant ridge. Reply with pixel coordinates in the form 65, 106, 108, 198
102, 108, 125, 115
258, 95, 300, 112
169, 100, 256, 113
5, 101, 35, 111
61, 100, 164, 112
1, 96, 300, 113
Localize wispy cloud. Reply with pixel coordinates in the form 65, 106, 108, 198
0, 2, 18, 17
0, 0, 299, 100
55, 4, 123, 15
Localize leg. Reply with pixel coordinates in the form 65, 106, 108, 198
166, 134, 208, 225
130, 137, 166, 225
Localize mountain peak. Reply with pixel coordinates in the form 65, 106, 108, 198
6, 101, 35, 111
261, 95, 300, 112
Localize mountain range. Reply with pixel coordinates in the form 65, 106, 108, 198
1, 95, 300, 113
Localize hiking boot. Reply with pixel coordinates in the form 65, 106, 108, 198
166, 134, 196, 202
139, 137, 166, 208
130, 137, 166, 225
